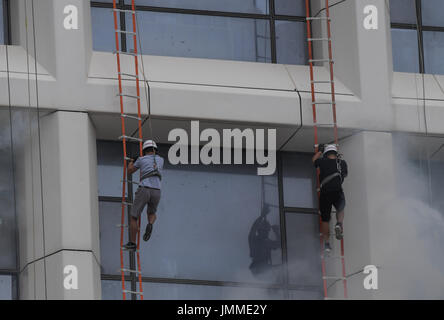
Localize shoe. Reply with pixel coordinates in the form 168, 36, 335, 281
123, 242, 136, 252
324, 242, 332, 253
143, 223, 153, 242
335, 223, 343, 240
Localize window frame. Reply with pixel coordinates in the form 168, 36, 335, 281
390, 0, 444, 74
98, 145, 322, 300
90, 0, 309, 64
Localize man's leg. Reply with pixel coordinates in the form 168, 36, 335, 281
334, 191, 346, 240
143, 189, 161, 242
129, 215, 139, 244
321, 221, 330, 242
148, 212, 157, 225
319, 192, 332, 251
123, 187, 147, 250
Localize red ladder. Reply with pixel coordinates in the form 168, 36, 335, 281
305, 0, 348, 299
112, 0, 144, 300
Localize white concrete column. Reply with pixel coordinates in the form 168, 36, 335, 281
327, 131, 397, 299
18, 111, 101, 299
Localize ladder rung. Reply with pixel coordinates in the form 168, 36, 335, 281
120, 268, 141, 274
116, 29, 136, 35
113, 50, 137, 57
121, 247, 139, 252
312, 101, 335, 105
113, 8, 136, 14
118, 72, 139, 79
311, 80, 334, 84
309, 59, 333, 63
323, 276, 346, 280
121, 114, 142, 121
117, 93, 140, 100
116, 224, 128, 228
307, 17, 331, 21
321, 255, 345, 259
308, 38, 331, 41
122, 201, 133, 206
124, 156, 134, 162
122, 290, 143, 295
314, 123, 337, 127
119, 135, 143, 142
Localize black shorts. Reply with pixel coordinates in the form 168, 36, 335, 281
319, 190, 345, 222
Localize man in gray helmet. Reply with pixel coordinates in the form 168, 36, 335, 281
123, 140, 164, 251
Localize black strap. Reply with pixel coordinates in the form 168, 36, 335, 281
141, 169, 162, 181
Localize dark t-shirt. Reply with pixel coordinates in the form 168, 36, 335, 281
314, 157, 348, 192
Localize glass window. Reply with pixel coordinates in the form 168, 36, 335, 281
423, 31, 444, 75
282, 153, 316, 208
275, 0, 306, 16
97, 141, 282, 283
389, 0, 417, 24
275, 20, 307, 65
0, 0, 4, 44
99, 201, 130, 275
0, 275, 13, 300
391, 28, 419, 73
101, 279, 131, 300
285, 212, 323, 288
127, 0, 269, 15
126, 11, 272, 63
421, 0, 444, 27
91, 7, 119, 52
90, 1, 307, 65
0, 110, 17, 271
102, 279, 284, 299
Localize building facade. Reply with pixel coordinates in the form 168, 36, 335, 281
1, 0, 444, 299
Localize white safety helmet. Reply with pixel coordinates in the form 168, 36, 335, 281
143, 139, 158, 151
323, 144, 338, 155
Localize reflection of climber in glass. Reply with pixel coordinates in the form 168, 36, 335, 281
248, 204, 281, 280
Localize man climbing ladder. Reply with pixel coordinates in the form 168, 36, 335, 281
123, 140, 164, 251
312, 144, 348, 252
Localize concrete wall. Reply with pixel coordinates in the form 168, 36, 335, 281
14, 110, 101, 299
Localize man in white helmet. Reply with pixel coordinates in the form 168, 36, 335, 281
123, 140, 164, 251
312, 144, 348, 252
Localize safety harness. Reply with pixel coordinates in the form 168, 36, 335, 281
319, 156, 343, 189
140, 154, 162, 181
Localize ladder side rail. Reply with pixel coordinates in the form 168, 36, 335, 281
325, 0, 347, 299
305, 0, 329, 300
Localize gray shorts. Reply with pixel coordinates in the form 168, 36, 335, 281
131, 187, 161, 218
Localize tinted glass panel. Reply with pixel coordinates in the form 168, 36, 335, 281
421, 0, 444, 27
99, 201, 130, 275
0, 275, 12, 300
127, 0, 269, 14
275, 0, 306, 16
423, 31, 444, 75
390, 0, 417, 24
391, 28, 419, 73
282, 153, 316, 208
0, 110, 17, 270
126, 11, 272, 63
98, 142, 281, 283
0, 0, 4, 44
285, 212, 323, 288
276, 20, 307, 65
102, 279, 284, 299
91, 7, 118, 52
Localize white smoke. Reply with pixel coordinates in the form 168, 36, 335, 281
374, 135, 444, 299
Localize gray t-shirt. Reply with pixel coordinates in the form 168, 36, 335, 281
134, 154, 164, 190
